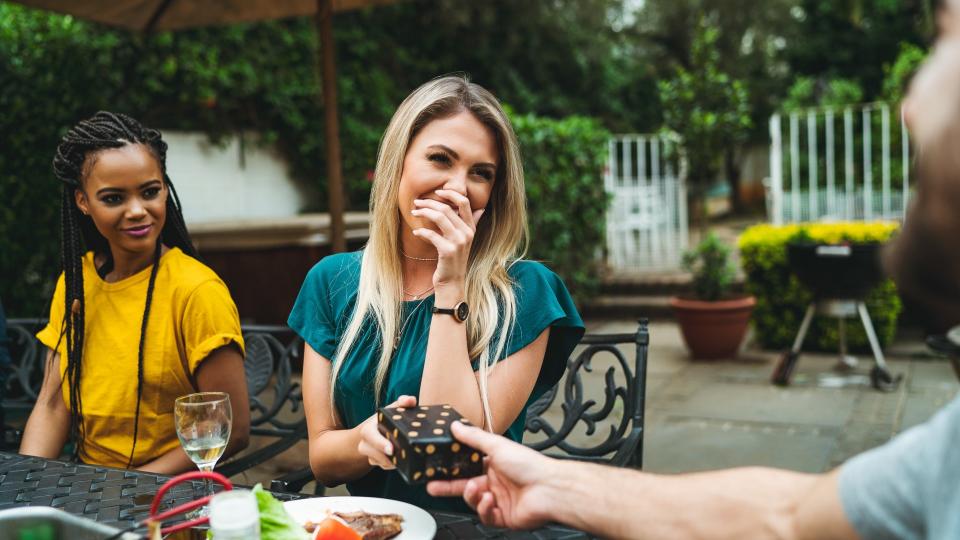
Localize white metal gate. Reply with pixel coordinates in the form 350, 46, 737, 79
768, 102, 913, 224
605, 134, 688, 273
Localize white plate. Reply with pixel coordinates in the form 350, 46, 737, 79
283, 496, 437, 540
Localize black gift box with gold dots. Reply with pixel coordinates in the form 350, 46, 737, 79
377, 404, 484, 485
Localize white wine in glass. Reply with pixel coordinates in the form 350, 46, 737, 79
174, 392, 232, 516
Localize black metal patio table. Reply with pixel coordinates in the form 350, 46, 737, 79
0, 451, 588, 539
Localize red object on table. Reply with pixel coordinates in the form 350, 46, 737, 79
149, 471, 233, 535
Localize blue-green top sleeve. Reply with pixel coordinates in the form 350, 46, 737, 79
287, 252, 359, 360
502, 261, 585, 397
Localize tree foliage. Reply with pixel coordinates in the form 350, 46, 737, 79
0, 1, 631, 315
657, 18, 752, 195
0, 0, 944, 316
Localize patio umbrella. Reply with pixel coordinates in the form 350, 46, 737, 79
8, 0, 399, 252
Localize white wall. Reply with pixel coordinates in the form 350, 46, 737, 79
164, 132, 317, 224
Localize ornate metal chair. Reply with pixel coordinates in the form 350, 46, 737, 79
214, 325, 307, 477
523, 318, 649, 468
270, 318, 650, 492
3, 319, 48, 435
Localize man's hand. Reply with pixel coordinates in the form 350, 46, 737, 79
427, 421, 559, 529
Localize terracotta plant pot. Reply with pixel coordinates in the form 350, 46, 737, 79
670, 296, 756, 360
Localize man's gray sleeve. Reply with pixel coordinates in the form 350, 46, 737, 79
839, 394, 960, 540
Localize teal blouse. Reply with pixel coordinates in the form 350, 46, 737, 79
288, 250, 584, 510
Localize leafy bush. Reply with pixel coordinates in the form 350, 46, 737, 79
738, 222, 901, 352
511, 112, 610, 306
682, 233, 735, 301
881, 42, 928, 102
782, 76, 864, 110
657, 17, 752, 197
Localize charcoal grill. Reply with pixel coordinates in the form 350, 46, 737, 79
771, 242, 902, 391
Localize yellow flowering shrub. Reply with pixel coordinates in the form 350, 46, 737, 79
738, 222, 902, 351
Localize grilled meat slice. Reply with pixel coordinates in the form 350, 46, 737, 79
332, 511, 404, 540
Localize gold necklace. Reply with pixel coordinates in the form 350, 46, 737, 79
401, 250, 438, 262
394, 297, 429, 351
402, 284, 435, 300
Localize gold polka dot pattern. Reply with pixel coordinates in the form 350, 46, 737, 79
376, 403, 485, 485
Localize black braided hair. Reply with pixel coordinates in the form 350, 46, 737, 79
51, 111, 196, 466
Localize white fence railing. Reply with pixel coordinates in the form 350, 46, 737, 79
768, 103, 912, 224
605, 134, 688, 272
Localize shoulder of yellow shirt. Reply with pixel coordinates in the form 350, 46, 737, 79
161, 248, 229, 293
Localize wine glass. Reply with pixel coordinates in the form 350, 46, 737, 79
174, 392, 232, 517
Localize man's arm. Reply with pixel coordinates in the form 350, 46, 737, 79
429, 422, 860, 540
547, 464, 857, 540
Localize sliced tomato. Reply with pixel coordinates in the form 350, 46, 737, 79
312, 517, 362, 540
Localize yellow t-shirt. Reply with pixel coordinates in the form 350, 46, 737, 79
36, 247, 245, 468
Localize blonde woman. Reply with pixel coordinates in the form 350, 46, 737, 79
288, 76, 584, 510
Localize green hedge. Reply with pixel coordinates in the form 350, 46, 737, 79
511, 112, 610, 306
738, 222, 901, 352
0, 5, 612, 316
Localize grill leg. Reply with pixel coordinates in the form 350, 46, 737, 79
857, 302, 901, 391
773, 303, 816, 386
791, 303, 816, 353
835, 317, 858, 371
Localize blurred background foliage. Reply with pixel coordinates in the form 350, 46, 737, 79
0, 0, 939, 315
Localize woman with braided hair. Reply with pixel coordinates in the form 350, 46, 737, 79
19, 111, 250, 473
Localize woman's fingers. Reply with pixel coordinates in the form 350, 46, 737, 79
413, 227, 456, 255
412, 203, 462, 239
358, 400, 415, 471
433, 190, 476, 231
358, 439, 395, 469
387, 395, 417, 409
415, 195, 475, 237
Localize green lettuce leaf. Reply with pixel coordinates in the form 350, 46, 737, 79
252, 484, 310, 540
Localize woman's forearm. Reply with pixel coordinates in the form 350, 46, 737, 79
418, 285, 486, 427
138, 446, 196, 475
20, 402, 70, 459
138, 426, 248, 475
309, 425, 374, 486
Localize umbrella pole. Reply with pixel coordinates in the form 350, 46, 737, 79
317, 0, 347, 253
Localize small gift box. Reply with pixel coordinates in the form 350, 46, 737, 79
377, 404, 484, 485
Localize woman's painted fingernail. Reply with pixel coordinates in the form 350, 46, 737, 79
385, 443, 393, 455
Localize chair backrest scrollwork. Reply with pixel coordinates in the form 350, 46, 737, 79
4, 319, 48, 411
5, 318, 650, 473
523, 319, 649, 468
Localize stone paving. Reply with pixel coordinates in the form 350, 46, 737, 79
591, 319, 958, 474
232, 318, 959, 494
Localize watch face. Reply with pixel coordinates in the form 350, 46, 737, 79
455, 302, 470, 322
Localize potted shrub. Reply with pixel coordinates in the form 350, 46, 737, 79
670, 233, 755, 359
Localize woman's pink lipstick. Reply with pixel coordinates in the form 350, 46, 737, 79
124, 224, 152, 238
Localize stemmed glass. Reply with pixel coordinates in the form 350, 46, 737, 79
174, 392, 232, 517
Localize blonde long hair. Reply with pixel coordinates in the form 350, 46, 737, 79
329, 76, 528, 430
